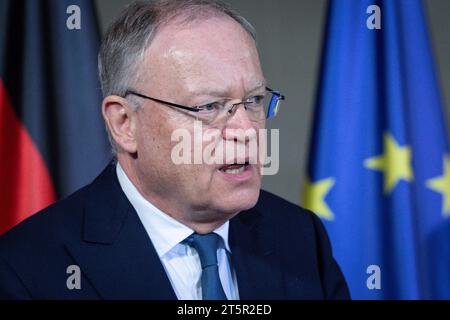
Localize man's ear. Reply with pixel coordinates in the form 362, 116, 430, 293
102, 95, 138, 154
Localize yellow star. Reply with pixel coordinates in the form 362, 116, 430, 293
364, 133, 414, 194
426, 155, 450, 217
302, 177, 335, 220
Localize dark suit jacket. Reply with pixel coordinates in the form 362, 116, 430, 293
0, 163, 350, 300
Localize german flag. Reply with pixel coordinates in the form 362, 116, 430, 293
0, 0, 110, 234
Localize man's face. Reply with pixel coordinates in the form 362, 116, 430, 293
132, 15, 266, 223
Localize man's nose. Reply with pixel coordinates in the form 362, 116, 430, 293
222, 104, 257, 142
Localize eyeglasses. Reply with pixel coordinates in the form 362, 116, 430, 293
123, 87, 285, 125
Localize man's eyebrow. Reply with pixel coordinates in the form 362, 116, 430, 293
194, 80, 268, 97
247, 81, 267, 95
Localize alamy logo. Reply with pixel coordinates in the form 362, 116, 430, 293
66, 5, 81, 30
367, 5, 382, 30
66, 265, 81, 290
170, 121, 280, 176
366, 265, 381, 290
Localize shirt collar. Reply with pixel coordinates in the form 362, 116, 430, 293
116, 163, 231, 258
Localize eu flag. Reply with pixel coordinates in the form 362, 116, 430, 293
0, 0, 110, 234
303, 0, 450, 299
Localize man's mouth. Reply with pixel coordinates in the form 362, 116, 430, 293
217, 159, 255, 182
219, 163, 249, 174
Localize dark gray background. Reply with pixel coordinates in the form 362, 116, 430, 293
94, 0, 450, 206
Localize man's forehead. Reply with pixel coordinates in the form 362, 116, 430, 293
142, 15, 263, 97
149, 15, 256, 57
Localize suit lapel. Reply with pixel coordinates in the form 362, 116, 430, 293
63, 163, 284, 300
229, 204, 285, 300
65, 163, 177, 300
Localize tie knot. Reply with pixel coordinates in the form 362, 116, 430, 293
188, 233, 221, 269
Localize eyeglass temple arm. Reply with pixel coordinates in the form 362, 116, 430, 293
125, 88, 285, 112
266, 87, 285, 100
125, 90, 201, 113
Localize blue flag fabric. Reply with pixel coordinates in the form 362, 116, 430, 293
304, 0, 450, 299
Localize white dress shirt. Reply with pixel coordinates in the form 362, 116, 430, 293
116, 163, 240, 300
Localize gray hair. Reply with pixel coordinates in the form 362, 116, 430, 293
98, 0, 257, 154
98, 0, 257, 99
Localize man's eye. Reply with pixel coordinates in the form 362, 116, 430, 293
247, 95, 264, 105
199, 102, 222, 112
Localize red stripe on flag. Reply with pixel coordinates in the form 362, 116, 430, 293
0, 79, 56, 235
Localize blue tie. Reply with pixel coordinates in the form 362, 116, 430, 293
187, 233, 227, 300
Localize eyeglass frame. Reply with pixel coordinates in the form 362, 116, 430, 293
122, 87, 285, 121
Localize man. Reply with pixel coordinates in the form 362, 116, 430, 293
0, 0, 350, 299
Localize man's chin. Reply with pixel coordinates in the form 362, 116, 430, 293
213, 188, 261, 215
